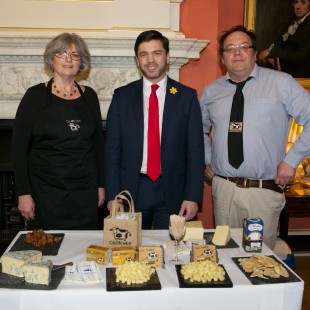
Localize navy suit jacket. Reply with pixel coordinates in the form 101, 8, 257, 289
104, 77, 205, 214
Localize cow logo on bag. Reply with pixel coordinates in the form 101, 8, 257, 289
109, 227, 132, 245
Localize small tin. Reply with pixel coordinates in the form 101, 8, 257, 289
242, 218, 264, 252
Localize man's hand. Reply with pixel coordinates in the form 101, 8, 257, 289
107, 200, 124, 212
179, 200, 198, 221
258, 49, 270, 62
275, 161, 296, 186
205, 163, 215, 182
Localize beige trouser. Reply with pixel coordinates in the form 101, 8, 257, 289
212, 176, 286, 250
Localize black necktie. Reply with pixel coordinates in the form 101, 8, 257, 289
228, 77, 252, 169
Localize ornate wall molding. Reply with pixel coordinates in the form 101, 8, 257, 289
0, 35, 208, 119
0, 0, 208, 118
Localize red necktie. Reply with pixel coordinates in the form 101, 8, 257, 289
147, 84, 161, 181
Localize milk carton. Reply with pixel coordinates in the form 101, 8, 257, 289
242, 218, 264, 252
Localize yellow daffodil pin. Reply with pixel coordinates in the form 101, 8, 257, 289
170, 87, 178, 95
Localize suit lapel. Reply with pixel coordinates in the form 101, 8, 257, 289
161, 78, 178, 145
132, 78, 144, 149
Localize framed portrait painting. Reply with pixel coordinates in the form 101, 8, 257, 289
244, 0, 310, 86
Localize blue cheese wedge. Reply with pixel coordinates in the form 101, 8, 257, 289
22, 260, 53, 285
1, 250, 42, 277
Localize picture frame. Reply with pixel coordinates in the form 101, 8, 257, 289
244, 0, 310, 87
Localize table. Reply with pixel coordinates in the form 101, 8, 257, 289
280, 183, 310, 251
0, 229, 304, 310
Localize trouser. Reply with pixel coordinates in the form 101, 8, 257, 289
212, 175, 285, 249
135, 175, 170, 229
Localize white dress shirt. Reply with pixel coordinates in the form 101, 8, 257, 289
140, 75, 167, 173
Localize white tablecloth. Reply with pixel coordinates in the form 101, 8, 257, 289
0, 229, 304, 310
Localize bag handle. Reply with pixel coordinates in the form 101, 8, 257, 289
111, 190, 135, 218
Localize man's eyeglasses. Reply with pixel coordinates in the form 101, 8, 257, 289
55, 51, 81, 61
221, 44, 253, 54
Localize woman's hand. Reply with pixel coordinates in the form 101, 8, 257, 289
18, 195, 35, 221
98, 187, 105, 207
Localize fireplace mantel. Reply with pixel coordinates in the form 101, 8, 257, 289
0, 34, 208, 119
0, 0, 208, 119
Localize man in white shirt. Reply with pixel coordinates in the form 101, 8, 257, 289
104, 30, 205, 229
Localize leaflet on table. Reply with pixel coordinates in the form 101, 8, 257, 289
64, 261, 104, 284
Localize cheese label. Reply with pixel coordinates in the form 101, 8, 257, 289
192, 244, 217, 263
111, 247, 135, 265
86, 245, 109, 265
138, 246, 164, 268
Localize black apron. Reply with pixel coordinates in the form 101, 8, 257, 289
27, 79, 98, 230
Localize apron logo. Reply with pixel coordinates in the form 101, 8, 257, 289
66, 120, 81, 131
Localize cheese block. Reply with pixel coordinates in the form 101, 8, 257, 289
1, 250, 42, 277
138, 246, 164, 268
86, 245, 109, 266
111, 247, 135, 265
212, 225, 231, 246
192, 244, 217, 263
183, 221, 204, 241
22, 260, 53, 285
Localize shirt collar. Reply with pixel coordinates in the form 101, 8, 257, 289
143, 75, 168, 92
225, 64, 257, 84
295, 11, 310, 24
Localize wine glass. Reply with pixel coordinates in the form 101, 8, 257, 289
169, 215, 185, 265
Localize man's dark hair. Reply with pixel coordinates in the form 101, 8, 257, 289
218, 25, 257, 56
134, 30, 169, 56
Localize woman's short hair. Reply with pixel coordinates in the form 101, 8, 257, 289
44, 32, 91, 73
218, 25, 257, 56
134, 30, 169, 56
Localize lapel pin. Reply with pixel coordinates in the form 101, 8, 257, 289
170, 87, 178, 95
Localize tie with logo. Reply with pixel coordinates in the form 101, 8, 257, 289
147, 84, 161, 181
228, 77, 252, 169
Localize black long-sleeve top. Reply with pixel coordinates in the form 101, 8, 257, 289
12, 82, 105, 195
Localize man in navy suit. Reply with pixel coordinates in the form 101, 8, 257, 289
104, 30, 205, 229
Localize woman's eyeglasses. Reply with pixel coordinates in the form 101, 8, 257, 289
221, 44, 253, 54
55, 51, 81, 61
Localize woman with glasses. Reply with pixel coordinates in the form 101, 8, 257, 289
258, 0, 310, 77
12, 33, 105, 230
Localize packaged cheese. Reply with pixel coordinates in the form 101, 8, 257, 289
138, 246, 164, 268
22, 260, 53, 285
212, 225, 231, 246
183, 221, 204, 241
86, 245, 109, 265
242, 218, 264, 252
111, 246, 135, 265
1, 250, 42, 277
191, 244, 217, 263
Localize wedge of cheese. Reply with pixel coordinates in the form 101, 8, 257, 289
1, 250, 42, 277
22, 260, 53, 285
212, 225, 231, 246
183, 221, 204, 241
